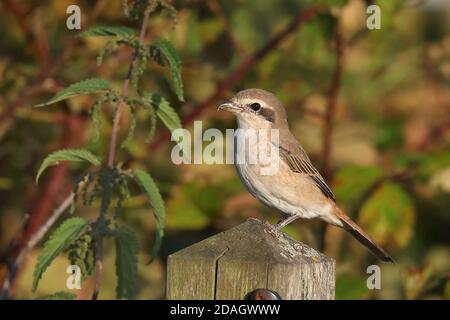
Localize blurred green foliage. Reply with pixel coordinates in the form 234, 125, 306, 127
0, 0, 449, 300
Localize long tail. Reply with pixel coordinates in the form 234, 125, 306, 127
334, 207, 394, 263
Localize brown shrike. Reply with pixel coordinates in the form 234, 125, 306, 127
219, 88, 393, 263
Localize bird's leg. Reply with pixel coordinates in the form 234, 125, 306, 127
275, 215, 300, 230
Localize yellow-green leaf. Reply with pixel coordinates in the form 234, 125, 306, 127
133, 169, 165, 262
359, 182, 415, 248
36, 291, 77, 300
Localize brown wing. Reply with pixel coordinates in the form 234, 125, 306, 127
278, 145, 335, 201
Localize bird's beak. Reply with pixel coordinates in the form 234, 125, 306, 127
218, 101, 241, 114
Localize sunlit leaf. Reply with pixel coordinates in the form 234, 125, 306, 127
359, 182, 415, 248
333, 166, 384, 206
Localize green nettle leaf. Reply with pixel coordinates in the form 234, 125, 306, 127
133, 169, 165, 261
97, 39, 120, 66
36, 149, 101, 183
150, 39, 184, 101
359, 182, 415, 249
36, 291, 77, 300
33, 217, 89, 292
78, 25, 137, 38
115, 225, 139, 299
142, 92, 181, 134
35, 78, 112, 107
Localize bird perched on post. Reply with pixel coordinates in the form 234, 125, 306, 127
218, 88, 393, 263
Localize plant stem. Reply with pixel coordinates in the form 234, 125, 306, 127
322, 22, 343, 182
319, 19, 344, 253
92, 1, 153, 300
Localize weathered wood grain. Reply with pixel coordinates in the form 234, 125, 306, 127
166, 218, 335, 300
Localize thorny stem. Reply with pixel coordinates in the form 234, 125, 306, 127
93, 0, 153, 300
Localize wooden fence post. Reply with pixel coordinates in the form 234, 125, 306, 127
166, 218, 335, 300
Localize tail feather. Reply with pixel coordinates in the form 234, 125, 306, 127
334, 208, 394, 263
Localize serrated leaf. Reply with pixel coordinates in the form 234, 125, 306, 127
166, 189, 209, 230
36, 291, 77, 300
121, 109, 137, 148
36, 148, 101, 183
78, 25, 137, 38
142, 92, 181, 133
150, 39, 184, 101
35, 78, 111, 107
32, 217, 89, 292
115, 225, 139, 299
359, 182, 415, 249
133, 169, 165, 261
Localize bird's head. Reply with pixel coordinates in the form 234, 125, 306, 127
218, 88, 287, 129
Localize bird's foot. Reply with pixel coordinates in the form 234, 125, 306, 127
274, 215, 300, 230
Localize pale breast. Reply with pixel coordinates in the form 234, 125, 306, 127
233, 130, 333, 220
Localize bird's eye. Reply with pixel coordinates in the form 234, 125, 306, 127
250, 102, 261, 112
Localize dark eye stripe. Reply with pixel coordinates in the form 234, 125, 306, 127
259, 108, 275, 122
